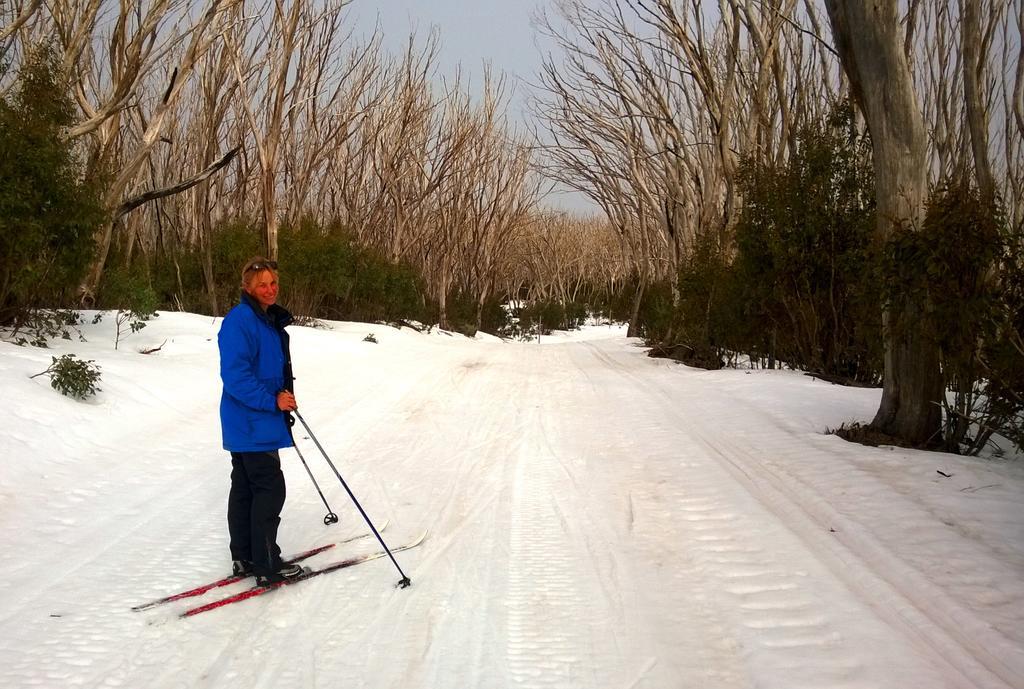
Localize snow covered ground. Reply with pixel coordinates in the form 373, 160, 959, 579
1, 311, 1022, 689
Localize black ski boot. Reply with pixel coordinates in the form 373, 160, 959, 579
255, 562, 305, 586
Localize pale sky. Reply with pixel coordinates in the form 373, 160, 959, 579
348, 1, 597, 214
349, 0, 544, 116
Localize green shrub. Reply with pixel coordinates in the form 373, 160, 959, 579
346, 245, 431, 324
149, 249, 206, 313
211, 219, 265, 312
0, 44, 104, 326
31, 353, 102, 399
278, 219, 431, 324
7, 309, 84, 347
634, 280, 675, 340
278, 219, 357, 321
665, 230, 738, 368
478, 297, 513, 335
96, 264, 158, 348
730, 103, 878, 379
511, 299, 587, 337
642, 103, 880, 377
563, 300, 588, 329
886, 182, 1023, 455
440, 293, 512, 337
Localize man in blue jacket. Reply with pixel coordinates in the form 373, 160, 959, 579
218, 257, 304, 585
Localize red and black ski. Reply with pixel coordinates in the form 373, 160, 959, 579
181, 531, 427, 618
131, 522, 388, 612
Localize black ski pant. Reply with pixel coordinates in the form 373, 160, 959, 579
228, 451, 286, 576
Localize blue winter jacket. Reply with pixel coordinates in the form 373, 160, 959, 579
218, 293, 295, 452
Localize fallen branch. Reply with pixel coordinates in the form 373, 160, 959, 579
959, 484, 1000, 493
113, 145, 241, 222
139, 340, 167, 355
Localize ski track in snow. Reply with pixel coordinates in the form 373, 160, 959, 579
568, 342, 1023, 689
1, 314, 1022, 689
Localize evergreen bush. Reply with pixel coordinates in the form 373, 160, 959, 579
149, 249, 206, 313
643, 104, 879, 378
730, 104, 878, 379
7, 309, 84, 347
346, 246, 430, 324
664, 231, 737, 368
279, 219, 357, 321
0, 44, 104, 327
887, 182, 1023, 455
31, 353, 102, 399
511, 298, 587, 337
211, 220, 265, 312
97, 265, 158, 349
441, 293, 511, 337
477, 297, 513, 335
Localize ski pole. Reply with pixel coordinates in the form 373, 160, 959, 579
292, 441, 340, 526
293, 409, 412, 588
286, 412, 339, 526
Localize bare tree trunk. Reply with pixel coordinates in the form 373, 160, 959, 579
0, 0, 42, 64
228, 0, 305, 261
437, 268, 450, 330
961, 0, 997, 201
825, 0, 943, 446
78, 0, 228, 301
627, 265, 647, 339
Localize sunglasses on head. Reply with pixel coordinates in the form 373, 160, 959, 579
245, 260, 278, 273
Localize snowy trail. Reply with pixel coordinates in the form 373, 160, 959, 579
562, 341, 1024, 689
2, 315, 1022, 688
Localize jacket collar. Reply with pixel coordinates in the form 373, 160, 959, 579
240, 291, 294, 330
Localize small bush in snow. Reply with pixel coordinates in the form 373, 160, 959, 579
7, 309, 85, 347
31, 354, 102, 399
115, 287, 158, 350
96, 265, 159, 349
115, 308, 156, 350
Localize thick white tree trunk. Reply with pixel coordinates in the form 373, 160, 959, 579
824, 0, 943, 445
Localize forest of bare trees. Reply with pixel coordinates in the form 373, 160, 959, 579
534, 0, 1021, 313
1, 0, 1021, 452
529, 0, 1022, 450
0, 0, 585, 331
